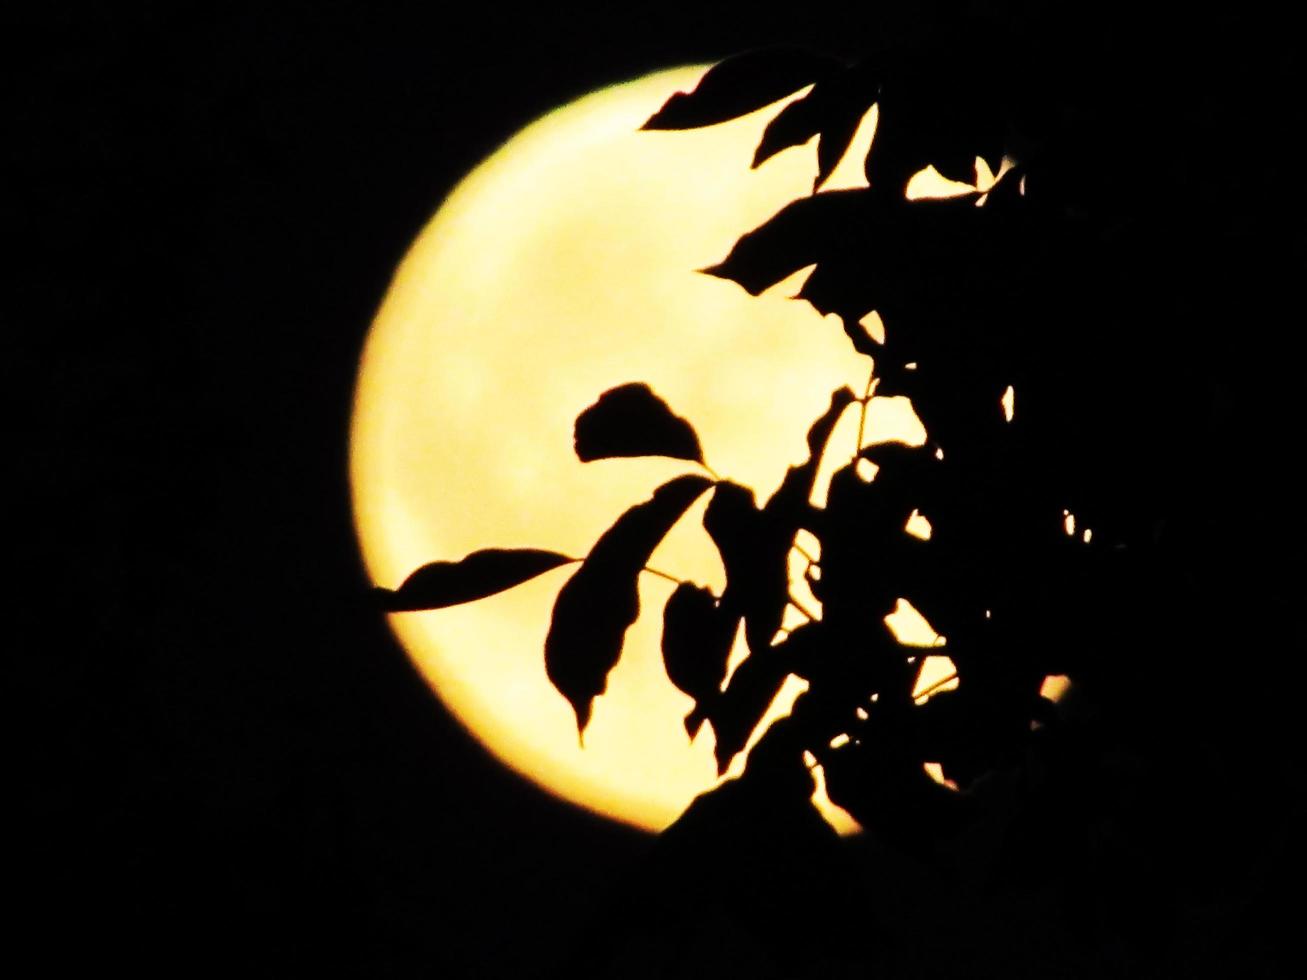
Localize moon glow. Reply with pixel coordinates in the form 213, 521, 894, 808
351, 66, 981, 833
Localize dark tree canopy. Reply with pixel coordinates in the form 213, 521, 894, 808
380, 4, 1304, 975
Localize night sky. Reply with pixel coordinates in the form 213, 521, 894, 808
16, 4, 1303, 978
15, 6, 882, 976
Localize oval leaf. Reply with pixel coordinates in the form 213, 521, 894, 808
661, 583, 738, 739
377, 548, 575, 612
642, 47, 844, 131
574, 382, 703, 463
703, 480, 784, 656
545, 475, 713, 734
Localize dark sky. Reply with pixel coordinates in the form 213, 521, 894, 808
13, 5, 902, 976
15, 4, 1302, 978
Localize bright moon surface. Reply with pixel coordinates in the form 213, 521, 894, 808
350, 66, 1005, 834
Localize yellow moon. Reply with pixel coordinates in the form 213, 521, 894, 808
351, 66, 970, 833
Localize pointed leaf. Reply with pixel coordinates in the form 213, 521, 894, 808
701, 389, 853, 660
661, 583, 738, 738
378, 548, 575, 612
642, 47, 844, 130
790, 193, 993, 320
863, 63, 1006, 194
752, 91, 825, 167
574, 383, 703, 463
702, 190, 871, 295
708, 623, 817, 774
545, 475, 713, 733
702, 482, 763, 588
766, 386, 856, 524
710, 645, 792, 775
725, 386, 855, 655
751, 65, 879, 189
814, 110, 866, 191
703, 480, 786, 656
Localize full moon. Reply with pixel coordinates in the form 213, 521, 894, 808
351, 66, 973, 833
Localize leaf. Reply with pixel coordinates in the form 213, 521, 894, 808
705, 189, 1000, 320
790, 194, 998, 321
377, 548, 575, 612
703, 480, 784, 659
752, 91, 825, 167
641, 47, 844, 130
661, 583, 738, 738
702, 190, 869, 296
861, 33, 1007, 193
710, 643, 792, 775
574, 383, 703, 463
766, 386, 856, 525
814, 109, 868, 191
545, 475, 713, 734
820, 735, 971, 845
708, 623, 820, 774
751, 64, 880, 190
703, 389, 854, 659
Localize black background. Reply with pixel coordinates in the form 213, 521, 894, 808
13, 4, 899, 976
14, 3, 1302, 978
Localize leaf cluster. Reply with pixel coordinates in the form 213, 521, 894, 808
376, 10, 1296, 848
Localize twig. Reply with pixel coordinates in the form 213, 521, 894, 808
913, 671, 958, 702
641, 565, 688, 586
856, 366, 878, 449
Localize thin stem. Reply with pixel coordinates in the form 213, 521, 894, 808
641, 565, 688, 587
697, 459, 723, 482
792, 541, 819, 564
788, 596, 822, 623
856, 366, 877, 450
913, 671, 958, 702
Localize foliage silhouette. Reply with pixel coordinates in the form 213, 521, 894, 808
383, 20, 1094, 830
379, 6, 1302, 971
546, 474, 714, 734
376, 548, 576, 612
574, 382, 704, 464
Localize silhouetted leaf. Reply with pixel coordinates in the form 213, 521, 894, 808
702, 389, 855, 662
545, 475, 713, 734
752, 91, 824, 166
574, 383, 703, 463
820, 735, 972, 845
706, 188, 1014, 323
861, 32, 1007, 193
707, 622, 833, 774
377, 549, 575, 612
642, 47, 844, 130
767, 386, 856, 524
661, 583, 738, 738
702, 190, 868, 295
702, 483, 789, 659
752, 64, 880, 190
739, 713, 817, 797
710, 641, 792, 775
703, 482, 766, 623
